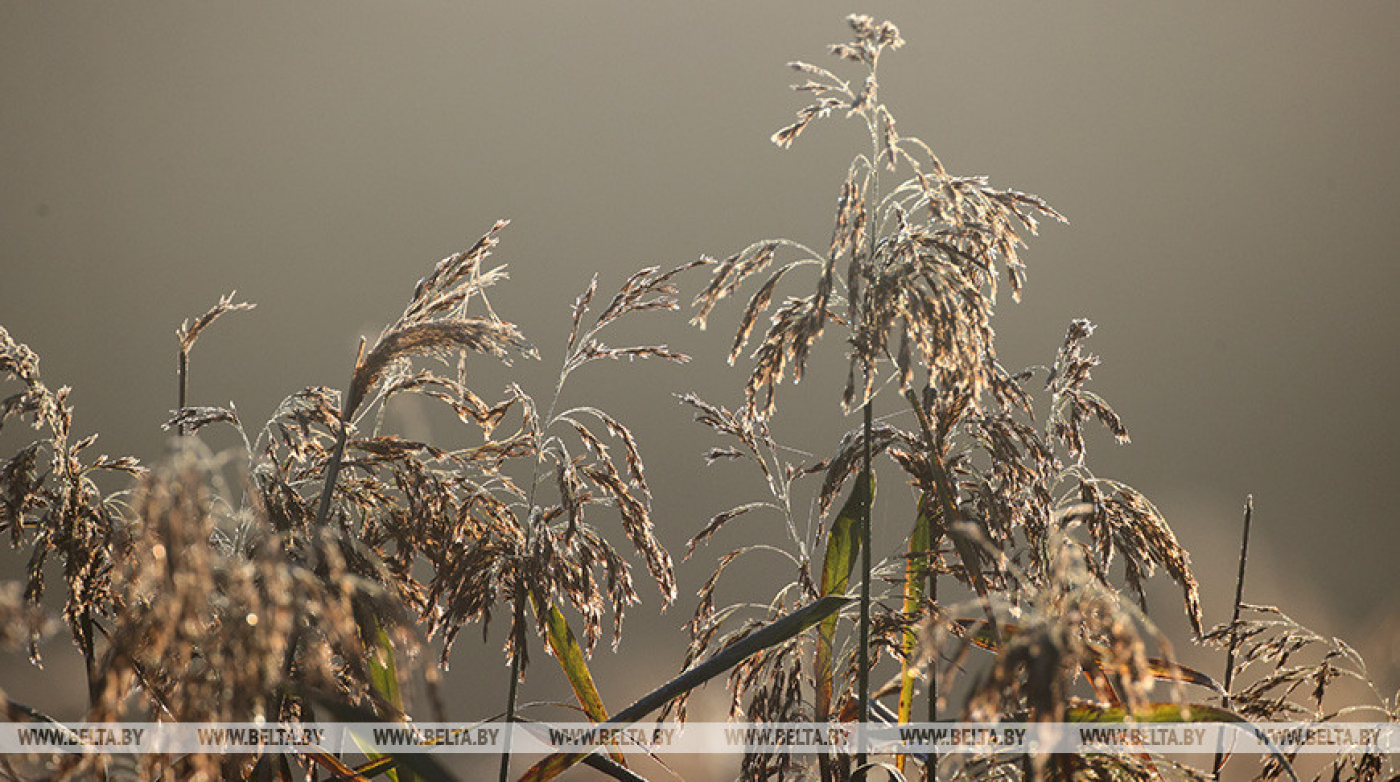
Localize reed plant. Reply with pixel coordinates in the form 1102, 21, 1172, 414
0, 13, 1394, 782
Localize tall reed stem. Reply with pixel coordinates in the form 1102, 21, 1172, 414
500, 582, 527, 782
176, 350, 188, 436
927, 564, 938, 782
856, 399, 874, 766
315, 416, 349, 527
1213, 495, 1253, 780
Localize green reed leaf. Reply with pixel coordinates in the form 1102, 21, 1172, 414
535, 591, 628, 768
895, 496, 934, 774
520, 595, 851, 782
816, 472, 872, 721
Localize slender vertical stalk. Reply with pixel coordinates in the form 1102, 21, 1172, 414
855, 53, 884, 768
501, 335, 594, 781
176, 350, 188, 436
271, 626, 304, 731
313, 398, 420, 782
1224, 496, 1254, 678
317, 338, 363, 529
314, 418, 349, 527
856, 399, 874, 767
927, 562, 938, 782
500, 583, 527, 782
80, 614, 98, 712
1212, 495, 1253, 780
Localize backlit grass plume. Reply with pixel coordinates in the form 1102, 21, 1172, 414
693, 15, 1062, 421
680, 17, 1210, 781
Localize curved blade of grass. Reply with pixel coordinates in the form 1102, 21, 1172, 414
299, 689, 458, 782
816, 473, 871, 721
520, 595, 852, 782
304, 751, 376, 781
352, 757, 397, 780
364, 623, 416, 782
1076, 654, 1161, 778
577, 754, 651, 782
531, 589, 628, 767
817, 474, 870, 782
895, 495, 934, 775
367, 625, 403, 716
948, 618, 1009, 656
1065, 702, 1233, 723
1141, 658, 1224, 694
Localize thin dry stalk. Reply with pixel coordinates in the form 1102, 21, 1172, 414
1213, 495, 1253, 779
175, 292, 255, 436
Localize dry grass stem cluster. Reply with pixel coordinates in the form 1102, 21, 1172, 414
0, 13, 1393, 782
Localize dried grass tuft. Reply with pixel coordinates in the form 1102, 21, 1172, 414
695, 16, 1063, 423
677, 18, 1215, 780
1206, 604, 1398, 780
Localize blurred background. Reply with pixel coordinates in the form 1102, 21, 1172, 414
3, 2, 1397, 778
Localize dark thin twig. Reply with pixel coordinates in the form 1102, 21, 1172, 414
79, 614, 99, 713
176, 351, 188, 437
314, 407, 351, 527
927, 561, 938, 782
857, 399, 874, 766
1213, 494, 1253, 780
500, 584, 526, 782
